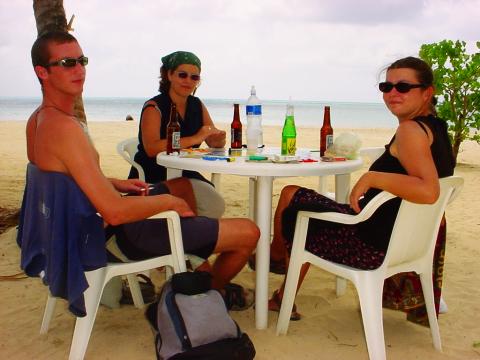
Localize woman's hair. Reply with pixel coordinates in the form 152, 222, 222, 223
387, 56, 437, 114
158, 65, 170, 93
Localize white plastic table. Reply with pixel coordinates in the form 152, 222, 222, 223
157, 150, 363, 329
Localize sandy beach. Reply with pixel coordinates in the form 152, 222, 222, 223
0, 119, 479, 359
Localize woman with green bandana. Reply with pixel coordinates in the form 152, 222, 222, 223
129, 51, 226, 218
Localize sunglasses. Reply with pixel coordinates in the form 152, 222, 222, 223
176, 71, 201, 81
378, 81, 425, 93
46, 56, 89, 68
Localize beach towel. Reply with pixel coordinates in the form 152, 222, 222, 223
17, 163, 106, 317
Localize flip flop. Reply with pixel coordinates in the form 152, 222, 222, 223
268, 290, 301, 321
222, 283, 255, 311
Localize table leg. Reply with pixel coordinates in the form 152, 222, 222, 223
211, 173, 221, 191
334, 174, 351, 203
166, 168, 182, 180
335, 173, 351, 296
254, 176, 273, 330
248, 177, 257, 221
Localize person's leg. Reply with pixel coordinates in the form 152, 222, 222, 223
270, 185, 301, 261
164, 177, 197, 215
189, 178, 225, 218
209, 218, 260, 290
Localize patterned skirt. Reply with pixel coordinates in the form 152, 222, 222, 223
281, 187, 386, 270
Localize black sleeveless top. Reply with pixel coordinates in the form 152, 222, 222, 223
359, 114, 455, 251
128, 93, 209, 184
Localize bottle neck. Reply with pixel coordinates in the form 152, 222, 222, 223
169, 104, 178, 125
323, 107, 331, 126
283, 115, 296, 132
233, 104, 240, 123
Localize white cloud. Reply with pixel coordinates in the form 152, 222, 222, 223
0, 0, 478, 102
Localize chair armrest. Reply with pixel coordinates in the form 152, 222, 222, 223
297, 190, 397, 225
147, 210, 180, 221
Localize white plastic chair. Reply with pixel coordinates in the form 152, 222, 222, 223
40, 210, 187, 360
117, 137, 222, 189
276, 176, 463, 360
117, 137, 145, 181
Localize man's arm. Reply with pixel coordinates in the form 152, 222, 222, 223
34, 113, 194, 225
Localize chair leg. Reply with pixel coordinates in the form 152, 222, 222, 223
165, 265, 173, 279
40, 293, 57, 334
126, 274, 144, 309
211, 173, 221, 192
356, 277, 386, 360
68, 269, 106, 360
420, 272, 442, 351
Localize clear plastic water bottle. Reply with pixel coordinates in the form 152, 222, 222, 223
246, 85, 263, 154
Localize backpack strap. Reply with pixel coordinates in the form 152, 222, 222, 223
165, 291, 192, 350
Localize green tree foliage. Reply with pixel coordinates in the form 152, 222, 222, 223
419, 40, 480, 161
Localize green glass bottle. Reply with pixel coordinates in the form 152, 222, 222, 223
281, 102, 296, 155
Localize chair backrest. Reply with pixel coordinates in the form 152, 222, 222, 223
116, 137, 145, 181
17, 163, 106, 316
384, 176, 463, 269
359, 146, 384, 163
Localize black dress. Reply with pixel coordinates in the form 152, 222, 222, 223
281, 115, 455, 270
128, 93, 211, 185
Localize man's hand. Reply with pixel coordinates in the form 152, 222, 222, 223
164, 194, 195, 217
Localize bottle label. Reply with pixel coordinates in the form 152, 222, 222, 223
326, 134, 334, 149
246, 104, 262, 115
172, 131, 181, 149
281, 137, 296, 155
231, 128, 242, 145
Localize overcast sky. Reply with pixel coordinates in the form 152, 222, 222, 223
1, 0, 478, 103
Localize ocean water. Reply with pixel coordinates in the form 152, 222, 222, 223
0, 97, 397, 128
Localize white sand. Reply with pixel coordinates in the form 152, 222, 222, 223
0, 120, 479, 359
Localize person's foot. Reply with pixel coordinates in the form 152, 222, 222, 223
268, 290, 301, 321
221, 283, 255, 311
247, 254, 287, 275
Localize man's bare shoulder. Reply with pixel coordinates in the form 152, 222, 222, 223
32, 109, 94, 172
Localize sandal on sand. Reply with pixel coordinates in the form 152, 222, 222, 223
247, 254, 287, 275
269, 290, 301, 321
223, 283, 255, 311
120, 274, 157, 305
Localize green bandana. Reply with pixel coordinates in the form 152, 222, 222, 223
161, 51, 201, 70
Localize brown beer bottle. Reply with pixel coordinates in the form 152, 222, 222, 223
230, 103, 242, 149
166, 103, 181, 154
320, 105, 333, 156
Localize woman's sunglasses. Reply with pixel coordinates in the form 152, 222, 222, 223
176, 71, 201, 81
46, 56, 89, 68
379, 81, 425, 93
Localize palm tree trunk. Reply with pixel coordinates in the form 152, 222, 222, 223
33, 0, 87, 124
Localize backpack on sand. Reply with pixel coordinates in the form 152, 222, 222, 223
145, 271, 256, 360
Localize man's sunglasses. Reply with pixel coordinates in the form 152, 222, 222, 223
46, 56, 89, 68
176, 71, 201, 81
378, 81, 425, 93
